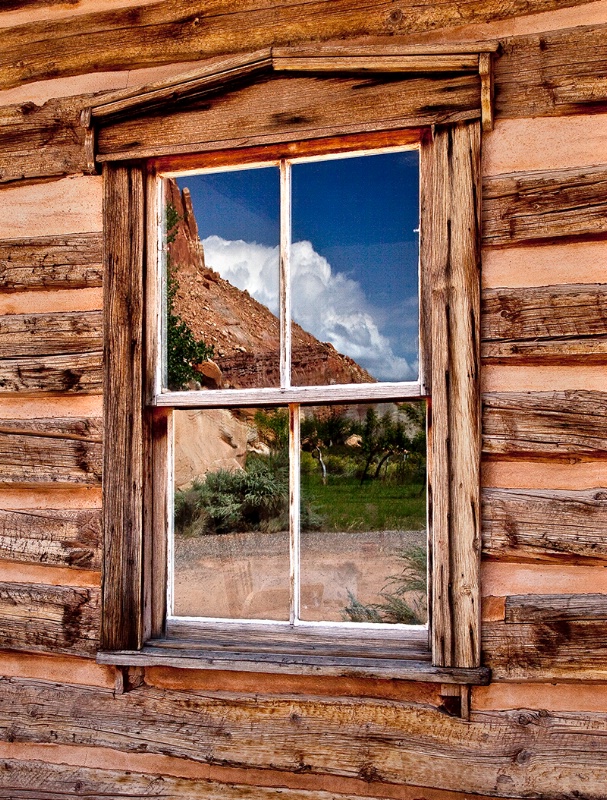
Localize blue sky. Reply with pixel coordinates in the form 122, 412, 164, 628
177, 149, 420, 381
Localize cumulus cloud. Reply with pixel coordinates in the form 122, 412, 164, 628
202, 234, 417, 382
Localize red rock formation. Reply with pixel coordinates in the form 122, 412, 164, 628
165, 179, 374, 390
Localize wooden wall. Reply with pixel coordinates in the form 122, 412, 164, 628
0, 1, 606, 797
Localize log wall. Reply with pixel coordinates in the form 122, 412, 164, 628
0, 1, 606, 797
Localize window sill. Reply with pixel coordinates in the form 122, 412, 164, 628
98, 627, 490, 685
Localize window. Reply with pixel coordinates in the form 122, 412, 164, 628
93, 45, 491, 683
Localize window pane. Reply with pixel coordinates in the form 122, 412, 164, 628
172, 406, 290, 620
291, 151, 419, 386
163, 168, 280, 391
299, 401, 427, 624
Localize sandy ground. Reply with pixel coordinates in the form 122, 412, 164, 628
173, 528, 426, 622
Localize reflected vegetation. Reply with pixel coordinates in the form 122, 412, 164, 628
172, 402, 427, 624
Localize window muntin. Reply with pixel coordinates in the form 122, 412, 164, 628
161, 145, 427, 630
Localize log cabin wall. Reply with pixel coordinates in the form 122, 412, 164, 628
0, 1, 606, 797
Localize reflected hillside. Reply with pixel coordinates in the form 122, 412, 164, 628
166, 179, 375, 391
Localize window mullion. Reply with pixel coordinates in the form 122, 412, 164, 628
289, 402, 301, 624
280, 159, 292, 389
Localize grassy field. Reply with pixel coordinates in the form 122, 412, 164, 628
303, 473, 426, 532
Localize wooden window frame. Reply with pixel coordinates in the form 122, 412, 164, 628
93, 45, 493, 685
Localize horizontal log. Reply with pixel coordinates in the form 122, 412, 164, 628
0, 583, 99, 655
481, 284, 607, 363
0, 508, 100, 570
495, 24, 607, 120
505, 593, 607, 623
482, 488, 607, 563
483, 594, 607, 681
0, 234, 102, 291
0, 310, 101, 359
0, 97, 91, 185
0, 758, 400, 800
483, 391, 607, 459
0, 352, 102, 394
0, 417, 102, 486
96, 72, 480, 161
2, 678, 607, 797
482, 165, 607, 247
0, 0, 592, 91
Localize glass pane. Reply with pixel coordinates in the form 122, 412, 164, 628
172, 406, 290, 620
299, 401, 427, 624
291, 151, 419, 386
163, 168, 280, 391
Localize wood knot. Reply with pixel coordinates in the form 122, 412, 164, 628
388, 8, 403, 24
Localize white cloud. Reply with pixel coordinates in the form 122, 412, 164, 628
202, 235, 417, 381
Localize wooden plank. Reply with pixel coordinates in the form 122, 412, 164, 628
0, 583, 99, 656
0, 310, 101, 358
0, 417, 102, 486
482, 165, 607, 247
481, 284, 607, 363
483, 594, 607, 681
0, 234, 102, 292
272, 54, 480, 72
423, 122, 481, 669
0, 0, 589, 91
483, 391, 607, 459
0, 758, 428, 800
482, 488, 607, 563
4, 678, 607, 797
505, 593, 607, 623
0, 508, 101, 570
101, 163, 145, 651
495, 23, 607, 120
0, 352, 102, 394
0, 96, 91, 185
96, 73, 480, 162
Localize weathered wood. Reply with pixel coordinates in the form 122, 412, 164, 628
0, 310, 101, 359
0, 97, 91, 185
505, 593, 607, 624
0, 234, 102, 292
483, 391, 607, 459
482, 488, 607, 563
0, 417, 102, 486
101, 163, 145, 651
0, 758, 425, 800
0, 508, 101, 570
0, 0, 591, 91
483, 165, 607, 247
3, 678, 607, 797
423, 122, 481, 669
0, 352, 102, 394
483, 594, 607, 681
0, 583, 99, 656
481, 284, 607, 363
495, 23, 607, 120
96, 72, 480, 162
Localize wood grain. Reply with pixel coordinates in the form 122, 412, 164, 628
482, 165, 607, 247
101, 163, 145, 651
2, 678, 607, 796
422, 121, 481, 668
483, 488, 607, 563
0, 508, 100, 570
0, 310, 101, 358
0, 234, 102, 292
484, 594, 607, 681
0, 583, 99, 656
0, 417, 102, 486
0, 352, 102, 394
483, 391, 607, 459
96, 72, 480, 162
0, 0, 592, 91
495, 23, 607, 120
0, 97, 91, 185
481, 284, 607, 363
